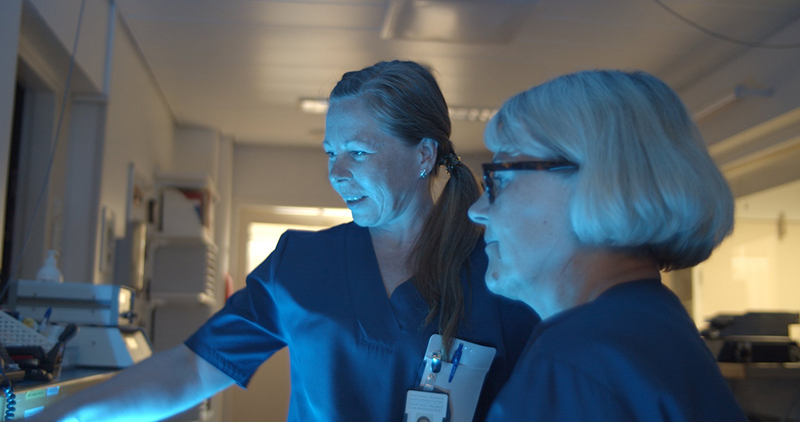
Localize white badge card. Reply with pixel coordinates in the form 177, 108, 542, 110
405, 389, 449, 422
418, 335, 497, 422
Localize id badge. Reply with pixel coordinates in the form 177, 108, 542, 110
404, 389, 449, 422
414, 335, 496, 422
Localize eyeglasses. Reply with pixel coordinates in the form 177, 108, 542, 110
481, 161, 579, 204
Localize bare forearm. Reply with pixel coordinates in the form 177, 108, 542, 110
26, 344, 235, 422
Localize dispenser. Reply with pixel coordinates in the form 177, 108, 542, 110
36, 250, 64, 283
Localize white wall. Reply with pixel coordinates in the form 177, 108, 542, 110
693, 178, 800, 326
174, 125, 220, 184
233, 144, 342, 208
693, 219, 800, 325
101, 11, 174, 239
60, 98, 105, 284
12, 87, 65, 281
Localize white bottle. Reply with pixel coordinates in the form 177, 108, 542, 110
36, 250, 64, 283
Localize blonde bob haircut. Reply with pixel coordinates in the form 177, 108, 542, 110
485, 70, 734, 271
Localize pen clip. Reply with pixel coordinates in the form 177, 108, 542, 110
448, 343, 463, 382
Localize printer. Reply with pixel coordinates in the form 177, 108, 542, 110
9, 280, 152, 368
701, 311, 800, 363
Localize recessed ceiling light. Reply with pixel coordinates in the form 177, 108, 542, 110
299, 98, 329, 114
449, 107, 498, 122
300, 97, 497, 123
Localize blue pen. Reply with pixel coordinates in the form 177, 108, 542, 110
39, 307, 52, 334
448, 343, 463, 382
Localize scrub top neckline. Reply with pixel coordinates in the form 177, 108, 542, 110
345, 223, 429, 345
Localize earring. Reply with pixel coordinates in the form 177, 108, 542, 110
420, 169, 428, 179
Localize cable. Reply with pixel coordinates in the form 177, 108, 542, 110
0, 371, 15, 420
0, 0, 87, 304
649, 0, 800, 50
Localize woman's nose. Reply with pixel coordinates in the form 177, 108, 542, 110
328, 157, 351, 183
468, 193, 489, 224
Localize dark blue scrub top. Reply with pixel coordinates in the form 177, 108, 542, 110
185, 222, 537, 421
486, 279, 747, 421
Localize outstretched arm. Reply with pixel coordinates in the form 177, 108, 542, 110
26, 344, 235, 422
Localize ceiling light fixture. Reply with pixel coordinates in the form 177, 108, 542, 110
692, 84, 773, 122
299, 98, 329, 114
300, 98, 498, 123
449, 107, 498, 122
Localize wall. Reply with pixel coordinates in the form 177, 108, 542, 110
174, 125, 220, 184
693, 178, 800, 327
101, 11, 174, 238
233, 144, 342, 209
693, 218, 800, 326
11, 80, 66, 281
0, 0, 23, 264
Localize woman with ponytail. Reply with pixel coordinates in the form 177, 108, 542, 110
191, 60, 537, 421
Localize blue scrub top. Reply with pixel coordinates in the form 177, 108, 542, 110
185, 222, 538, 421
486, 279, 747, 421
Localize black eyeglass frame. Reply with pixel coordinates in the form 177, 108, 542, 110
481, 161, 579, 204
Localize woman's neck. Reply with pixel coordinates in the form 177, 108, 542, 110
529, 250, 660, 320
369, 197, 433, 297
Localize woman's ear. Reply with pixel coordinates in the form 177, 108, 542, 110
418, 138, 438, 173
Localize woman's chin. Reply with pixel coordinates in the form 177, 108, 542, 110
485, 271, 508, 296
350, 213, 377, 228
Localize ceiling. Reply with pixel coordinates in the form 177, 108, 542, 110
115, 0, 800, 153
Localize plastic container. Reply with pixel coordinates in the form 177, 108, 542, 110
36, 250, 64, 283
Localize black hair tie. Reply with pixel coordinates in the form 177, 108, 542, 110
440, 153, 461, 175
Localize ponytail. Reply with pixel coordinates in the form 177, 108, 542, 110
412, 151, 483, 355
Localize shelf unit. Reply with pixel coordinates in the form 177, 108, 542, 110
144, 172, 221, 422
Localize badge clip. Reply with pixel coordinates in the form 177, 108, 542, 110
430, 350, 442, 373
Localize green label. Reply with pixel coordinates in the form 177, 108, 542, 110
25, 389, 46, 399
